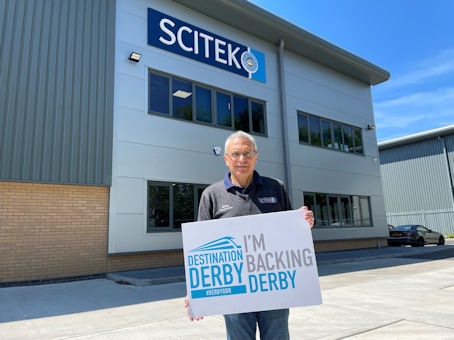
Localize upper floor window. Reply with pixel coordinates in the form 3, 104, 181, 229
149, 70, 266, 135
297, 111, 363, 154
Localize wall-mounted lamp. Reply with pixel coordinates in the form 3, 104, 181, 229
128, 52, 142, 63
367, 124, 376, 131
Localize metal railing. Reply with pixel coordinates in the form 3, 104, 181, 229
386, 209, 454, 235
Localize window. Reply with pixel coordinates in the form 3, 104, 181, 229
147, 181, 208, 232
251, 101, 265, 134
298, 114, 309, 143
333, 123, 343, 150
304, 191, 372, 227
328, 196, 340, 225
309, 116, 321, 146
315, 193, 329, 226
353, 128, 363, 153
234, 95, 249, 131
351, 196, 361, 225
343, 126, 353, 152
216, 91, 231, 127
303, 193, 315, 217
359, 196, 371, 226
149, 70, 266, 135
321, 120, 332, 148
340, 196, 352, 224
196, 86, 212, 123
172, 78, 192, 120
149, 73, 169, 114
148, 185, 170, 228
297, 111, 364, 155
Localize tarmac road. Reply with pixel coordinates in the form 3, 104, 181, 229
1, 243, 453, 339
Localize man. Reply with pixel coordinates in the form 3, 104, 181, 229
185, 130, 315, 340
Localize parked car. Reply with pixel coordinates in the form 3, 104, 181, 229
388, 225, 445, 247
388, 224, 395, 235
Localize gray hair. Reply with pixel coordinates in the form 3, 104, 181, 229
224, 131, 258, 154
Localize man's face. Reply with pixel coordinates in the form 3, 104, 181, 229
224, 137, 258, 180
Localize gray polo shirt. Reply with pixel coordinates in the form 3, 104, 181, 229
198, 171, 292, 221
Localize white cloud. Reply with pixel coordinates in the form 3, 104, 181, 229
383, 48, 454, 90
372, 48, 454, 141
375, 87, 454, 109
374, 87, 454, 131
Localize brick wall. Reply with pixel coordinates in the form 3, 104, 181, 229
314, 237, 388, 252
0, 182, 183, 283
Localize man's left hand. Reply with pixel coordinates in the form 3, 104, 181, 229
300, 206, 314, 228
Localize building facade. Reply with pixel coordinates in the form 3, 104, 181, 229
0, 0, 389, 285
379, 126, 454, 235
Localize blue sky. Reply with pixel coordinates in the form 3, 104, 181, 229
250, 0, 454, 142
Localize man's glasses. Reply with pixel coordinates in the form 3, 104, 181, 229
226, 151, 257, 159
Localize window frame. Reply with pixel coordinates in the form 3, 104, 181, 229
148, 69, 267, 136
297, 110, 365, 155
303, 191, 373, 228
147, 181, 208, 233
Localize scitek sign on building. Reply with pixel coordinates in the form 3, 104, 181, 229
147, 8, 266, 83
182, 210, 322, 317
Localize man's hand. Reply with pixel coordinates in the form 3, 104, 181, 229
184, 295, 203, 321
300, 206, 315, 228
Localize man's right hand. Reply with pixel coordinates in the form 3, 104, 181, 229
184, 295, 203, 321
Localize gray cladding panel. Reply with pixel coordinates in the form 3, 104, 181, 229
380, 138, 454, 212
0, 0, 115, 185
445, 135, 454, 187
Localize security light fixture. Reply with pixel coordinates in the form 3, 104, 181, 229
367, 124, 376, 131
128, 52, 142, 62
173, 90, 192, 99
213, 146, 222, 156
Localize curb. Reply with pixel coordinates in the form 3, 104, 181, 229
106, 273, 185, 286
316, 245, 454, 265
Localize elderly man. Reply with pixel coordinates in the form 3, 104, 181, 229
185, 130, 314, 340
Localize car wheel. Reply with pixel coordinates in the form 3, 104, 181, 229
438, 236, 445, 246
417, 237, 424, 247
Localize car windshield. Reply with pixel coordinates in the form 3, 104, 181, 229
395, 225, 416, 231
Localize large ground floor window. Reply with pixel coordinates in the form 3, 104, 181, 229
303, 192, 371, 227
147, 181, 208, 232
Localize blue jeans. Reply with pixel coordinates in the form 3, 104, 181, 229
224, 309, 289, 340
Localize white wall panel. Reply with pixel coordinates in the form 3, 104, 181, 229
109, 214, 183, 253
291, 165, 382, 196
289, 143, 380, 177
114, 177, 145, 214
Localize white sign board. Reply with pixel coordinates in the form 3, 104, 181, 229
182, 210, 322, 317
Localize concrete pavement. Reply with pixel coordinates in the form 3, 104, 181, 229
0, 241, 453, 339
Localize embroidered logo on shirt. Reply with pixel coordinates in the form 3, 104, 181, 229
219, 204, 233, 212
258, 197, 277, 204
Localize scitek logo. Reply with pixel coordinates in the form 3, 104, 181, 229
148, 8, 267, 83
187, 237, 246, 299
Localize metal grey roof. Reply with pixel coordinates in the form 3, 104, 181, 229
378, 125, 454, 150
171, 0, 390, 85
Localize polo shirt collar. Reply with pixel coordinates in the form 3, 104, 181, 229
224, 170, 262, 191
